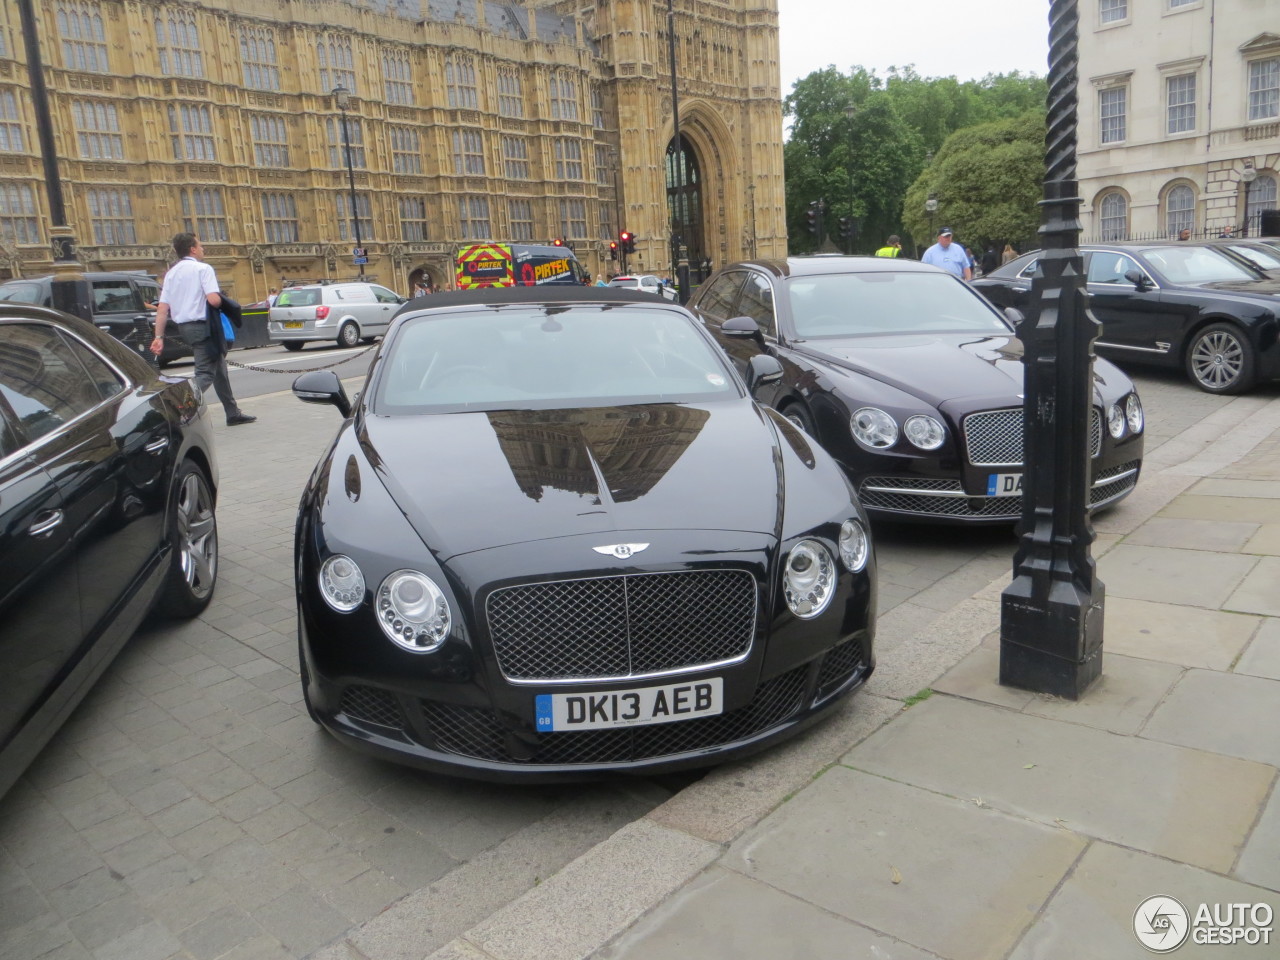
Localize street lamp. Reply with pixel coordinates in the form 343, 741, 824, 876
1241, 159, 1258, 238
332, 86, 364, 277
843, 104, 857, 254
747, 183, 757, 258
999, 0, 1103, 700
925, 192, 938, 240
666, 0, 690, 303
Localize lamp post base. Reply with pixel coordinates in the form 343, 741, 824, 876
999, 575, 1104, 700
48, 226, 93, 322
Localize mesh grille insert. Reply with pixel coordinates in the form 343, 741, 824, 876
486, 570, 756, 682
964, 407, 1102, 466
340, 685, 405, 730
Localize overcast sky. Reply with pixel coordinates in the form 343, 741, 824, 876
778, 0, 1051, 97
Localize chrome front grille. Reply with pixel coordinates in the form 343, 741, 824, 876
963, 407, 1102, 466
859, 477, 1021, 520
485, 570, 757, 683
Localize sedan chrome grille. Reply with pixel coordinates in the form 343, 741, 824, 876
963, 407, 1102, 466
485, 570, 757, 683
859, 477, 1021, 520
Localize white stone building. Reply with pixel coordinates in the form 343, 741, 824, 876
1078, 0, 1279, 241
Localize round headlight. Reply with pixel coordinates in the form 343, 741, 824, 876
839, 520, 869, 573
850, 407, 898, 449
1107, 403, 1126, 439
376, 570, 451, 653
783, 539, 837, 619
904, 415, 946, 451
319, 555, 365, 612
1126, 393, 1144, 434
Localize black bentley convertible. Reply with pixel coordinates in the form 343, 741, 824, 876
291, 286, 876, 780
687, 257, 1146, 525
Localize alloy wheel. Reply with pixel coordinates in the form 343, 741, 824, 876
1190, 330, 1244, 390
177, 471, 217, 600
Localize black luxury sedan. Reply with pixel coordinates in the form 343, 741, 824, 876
291, 286, 875, 780
686, 257, 1145, 525
0, 305, 219, 797
973, 242, 1280, 394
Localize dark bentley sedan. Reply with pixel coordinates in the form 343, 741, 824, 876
0, 305, 219, 797
292, 286, 875, 780
974, 243, 1280, 394
687, 257, 1145, 524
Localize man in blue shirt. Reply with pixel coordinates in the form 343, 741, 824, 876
922, 227, 972, 280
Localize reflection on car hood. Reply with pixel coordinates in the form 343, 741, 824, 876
1197, 279, 1280, 297
362, 402, 783, 557
796, 333, 1032, 407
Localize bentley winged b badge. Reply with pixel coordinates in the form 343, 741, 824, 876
592, 543, 650, 560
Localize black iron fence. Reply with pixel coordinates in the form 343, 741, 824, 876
1083, 209, 1279, 245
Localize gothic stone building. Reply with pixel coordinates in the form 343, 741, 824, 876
0, 0, 787, 299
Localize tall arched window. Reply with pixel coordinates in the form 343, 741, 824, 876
1165, 184, 1194, 237
666, 135, 705, 273
1099, 192, 1128, 241
1246, 173, 1277, 235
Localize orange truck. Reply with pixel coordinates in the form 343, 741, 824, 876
455, 242, 589, 289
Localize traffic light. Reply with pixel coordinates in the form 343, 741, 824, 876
609, 241, 618, 260
620, 230, 636, 254
838, 217, 851, 239
806, 200, 822, 237
552, 237, 565, 247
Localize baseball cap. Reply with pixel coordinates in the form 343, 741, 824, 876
938, 227, 953, 237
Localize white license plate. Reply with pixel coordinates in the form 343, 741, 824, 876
283, 321, 304, 329
535, 678, 723, 732
987, 472, 1023, 495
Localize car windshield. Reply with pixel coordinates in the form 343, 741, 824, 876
0, 282, 44, 304
1228, 244, 1280, 270
276, 289, 320, 306
375, 304, 739, 413
607, 278, 639, 287
1140, 246, 1261, 284
786, 271, 1009, 338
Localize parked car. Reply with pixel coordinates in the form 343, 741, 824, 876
1200, 238, 1280, 278
268, 280, 407, 350
290, 286, 875, 780
0, 271, 192, 367
0, 304, 219, 797
608, 274, 678, 300
687, 256, 1145, 524
974, 243, 1280, 394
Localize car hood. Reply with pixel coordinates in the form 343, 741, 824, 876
360, 402, 784, 557
1196, 279, 1280, 298
795, 333, 1037, 407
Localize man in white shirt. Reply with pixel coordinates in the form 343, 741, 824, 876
151, 233, 256, 425
921, 227, 973, 281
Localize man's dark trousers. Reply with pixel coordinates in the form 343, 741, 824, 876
176, 321, 243, 418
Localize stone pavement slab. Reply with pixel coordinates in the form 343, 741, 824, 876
1159, 495, 1280, 523
597, 867, 939, 960
1235, 618, 1280, 680
1097, 544, 1259, 609
1007, 840, 1279, 959
720, 766, 1086, 960
1141, 669, 1280, 767
1236, 786, 1280, 893
1190, 477, 1280, 499
1122, 516, 1260, 552
843, 696, 1272, 873
1225, 556, 1280, 616
1244, 523, 1280, 555
1100, 597, 1260, 670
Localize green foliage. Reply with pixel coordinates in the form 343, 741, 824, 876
902, 111, 1044, 253
902, 688, 934, 707
784, 66, 1046, 254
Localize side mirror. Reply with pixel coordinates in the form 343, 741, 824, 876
1003, 306, 1025, 326
293, 370, 351, 417
745, 354, 784, 393
1124, 269, 1150, 290
722, 315, 763, 342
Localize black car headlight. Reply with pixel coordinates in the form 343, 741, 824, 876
783, 539, 837, 619
319, 555, 365, 612
1107, 403, 1126, 439
838, 519, 870, 573
903, 414, 946, 451
1126, 393, 1144, 434
376, 569, 452, 653
850, 407, 898, 449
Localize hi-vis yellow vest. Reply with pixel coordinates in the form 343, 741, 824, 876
875, 246, 900, 258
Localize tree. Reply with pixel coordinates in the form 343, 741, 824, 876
902, 111, 1044, 255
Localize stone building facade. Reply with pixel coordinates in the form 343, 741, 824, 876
0, 0, 787, 299
1077, 0, 1279, 241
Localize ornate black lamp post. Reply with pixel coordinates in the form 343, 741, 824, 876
843, 104, 857, 254
1240, 160, 1257, 238
332, 86, 365, 278
999, 0, 1103, 699
666, 0, 690, 303
17, 0, 92, 320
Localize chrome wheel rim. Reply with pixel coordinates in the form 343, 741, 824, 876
1191, 331, 1243, 389
177, 472, 217, 599
785, 411, 810, 434
340, 325, 358, 346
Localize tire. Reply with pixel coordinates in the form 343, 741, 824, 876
1185, 323, 1257, 395
338, 322, 360, 348
781, 403, 815, 435
283, 341, 305, 352
157, 461, 218, 618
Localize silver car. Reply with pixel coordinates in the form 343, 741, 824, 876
607, 274, 677, 300
269, 281, 407, 350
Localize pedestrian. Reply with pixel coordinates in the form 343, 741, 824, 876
1001, 243, 1019, 265
980, 245, 998, 276
594, 274, 607, 287
151, 232, 257, 426
874, 235, 903, 258
921, 227, 972, 280
1178, 228, 1191, 241
266, 286, 279, 306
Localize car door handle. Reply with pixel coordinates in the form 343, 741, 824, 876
145, 437, 169, 455
28, 510, 64, 537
